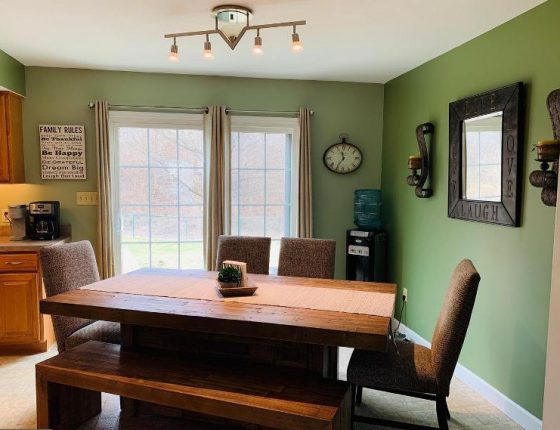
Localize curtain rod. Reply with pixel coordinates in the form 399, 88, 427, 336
87, 102, 208, 114
87, 102, 314, 116
225, 108, 314, 116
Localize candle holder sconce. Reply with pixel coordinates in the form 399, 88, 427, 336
530, 89, 560, 207
407, 122, 434, 198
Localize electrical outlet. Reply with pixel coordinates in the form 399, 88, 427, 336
402, 288, 408, 302
1, 209, 9, 224
76, 192, 99, 206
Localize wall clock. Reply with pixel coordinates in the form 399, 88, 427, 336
323, 134, 363, 174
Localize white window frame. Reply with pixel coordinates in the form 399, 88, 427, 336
108, 111, 205, 274
229, 115, 300, 239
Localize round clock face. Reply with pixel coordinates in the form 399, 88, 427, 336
323, 142, 363, 174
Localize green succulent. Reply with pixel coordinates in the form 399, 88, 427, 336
218, 266, 242, 285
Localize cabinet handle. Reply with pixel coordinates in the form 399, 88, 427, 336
5, 261, 23, 265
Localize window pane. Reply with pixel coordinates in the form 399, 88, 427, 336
179, 129, 203, 168
180, 242, 204, 270
179, 168, 204, 205
270, 239, 281, 272
231, 169, 239, 204
151, 243, 179, 269
266, 133, 287, 169
231, 132, 239, 169
239, 133, 265, 168
266, 170, 287, 204
119, 128, 147, 166
120, 168, 148, 205
150, 128, 177, 167
180, 206, 203, 241
121, 243, 149, 273
120, 206, 149, 242
239, 170, 265, 204
150, 168, 178, 205
231, 205, 239, 235
150, 206, 178, 242
239, 206, 265, 236
265, 206, 286, 239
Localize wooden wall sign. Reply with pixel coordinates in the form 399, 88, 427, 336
39, 124, 86, 180
448, 83, 524, 227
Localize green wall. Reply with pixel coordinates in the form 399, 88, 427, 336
0, 67, 384, 278
382, 0, 558, 418
0, 48, 25, 95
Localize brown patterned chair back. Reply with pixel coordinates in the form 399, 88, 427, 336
431, 259, 480, 395
40, 241, 99, 352
216, 235, 271, 274
277, 238, 336, 279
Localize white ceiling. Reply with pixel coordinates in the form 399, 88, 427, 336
0, 0, 545, 83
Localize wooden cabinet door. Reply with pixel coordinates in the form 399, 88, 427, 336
0, 274, 40, 344
0, 93, 9, 182
0, 92, 24, 183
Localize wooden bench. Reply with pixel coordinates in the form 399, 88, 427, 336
36, 341, 351, 430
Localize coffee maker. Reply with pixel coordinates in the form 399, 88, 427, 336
5, 205, 27, 241
28, 201, 60, 240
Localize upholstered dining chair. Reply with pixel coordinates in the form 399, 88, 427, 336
215, 235, 272, 274
347, 259, 480, 430
40, 241, 120, 352
277, 237, 336, 279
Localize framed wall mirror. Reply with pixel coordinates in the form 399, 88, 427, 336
448, 82, 524, 226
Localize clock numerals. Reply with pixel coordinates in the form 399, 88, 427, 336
323, 142, 362, 174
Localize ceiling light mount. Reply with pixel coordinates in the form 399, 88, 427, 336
164, 4, 306, 59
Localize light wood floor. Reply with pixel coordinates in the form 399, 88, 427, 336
0, 346, 522, 429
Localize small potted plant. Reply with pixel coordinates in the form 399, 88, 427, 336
217, 266, 241, 288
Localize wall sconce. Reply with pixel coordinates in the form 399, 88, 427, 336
407, 122, 434, 198
530, 89, 560, 206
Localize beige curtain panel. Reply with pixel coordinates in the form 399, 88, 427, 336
298, 107, 313, 238
94, 101, 115, 279
204, 106, 230, 270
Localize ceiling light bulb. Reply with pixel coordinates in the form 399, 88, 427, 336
169, 42, 179, 62
203, 40, 214, 59
292, 33, 303, 52
253, 35, 263, 55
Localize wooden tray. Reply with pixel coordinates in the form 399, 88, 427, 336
218, 286, 258, 297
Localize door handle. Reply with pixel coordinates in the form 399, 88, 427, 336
5, 261, 23, 265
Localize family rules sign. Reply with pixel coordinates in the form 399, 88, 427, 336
39, 125, 86, 180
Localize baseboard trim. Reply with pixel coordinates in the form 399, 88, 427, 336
396, 323, 542, 430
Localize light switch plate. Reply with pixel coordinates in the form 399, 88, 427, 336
76, 192, 99, 206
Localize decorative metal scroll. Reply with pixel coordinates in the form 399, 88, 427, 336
407, 123, 434, 198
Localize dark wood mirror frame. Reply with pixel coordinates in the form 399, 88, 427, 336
448, 82, 524, 227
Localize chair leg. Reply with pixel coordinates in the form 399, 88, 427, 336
443, 397, 450, 420
356, 385, 363, 405
351, 384, 356, 424
435, 395, 449, 430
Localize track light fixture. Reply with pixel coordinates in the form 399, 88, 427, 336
253, 29, 263, 55
203, 34, 214, 59
165, 4, 306, 60
292, 26, 303, 52
168, 37, 179, 61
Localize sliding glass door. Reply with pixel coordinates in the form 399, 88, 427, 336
110, 112, 204, 273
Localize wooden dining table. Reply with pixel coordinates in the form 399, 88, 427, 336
40, 268, 397, 426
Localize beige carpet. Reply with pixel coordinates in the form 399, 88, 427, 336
0, 346, 522, 429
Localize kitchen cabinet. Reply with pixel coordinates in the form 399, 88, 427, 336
0, 250, 55, 352
0, 91, 25, 183
0, 273, 40, 344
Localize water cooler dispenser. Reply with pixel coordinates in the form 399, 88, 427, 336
346, 189, 387, 282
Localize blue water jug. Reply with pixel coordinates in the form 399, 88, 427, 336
353, 189, 382, 229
